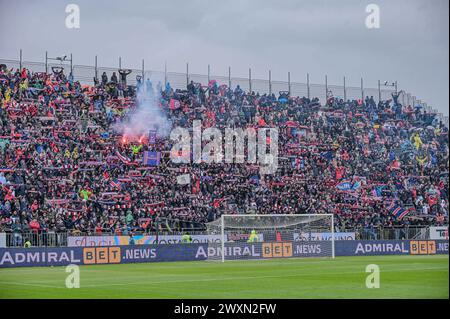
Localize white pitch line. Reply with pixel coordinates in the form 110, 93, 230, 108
63, 266, 450, 289
0, 281, 67, 289
1, 265, 447, 290
0, 264, 447, 290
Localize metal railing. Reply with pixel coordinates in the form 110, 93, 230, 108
0, 57, 397, 103
0, 225, 433, 247
4, 231, 69, 248
353, 226, 429, 240
1, 52, 447, 128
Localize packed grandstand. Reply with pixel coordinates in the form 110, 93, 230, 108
0, 63, 448, 244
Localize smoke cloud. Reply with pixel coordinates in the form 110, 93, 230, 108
114, 80, 172, 139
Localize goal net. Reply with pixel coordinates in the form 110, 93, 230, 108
205, 214, 335, 262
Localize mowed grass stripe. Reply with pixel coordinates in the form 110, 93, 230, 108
0, 255, 447, 298
2, 266, 446, 289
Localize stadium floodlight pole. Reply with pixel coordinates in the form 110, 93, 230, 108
343, 76, 347, 101
45, 51, 48, 73
221, 214, 225, 262
207, 64, 210, 83
164, 61, 167, 87
141, 59, 145, 79
288, 71, 291, 95
307, 73, 310, 99
186, 62, 189, 87
377, 80, 381, 102
249, 68, 252, 92
94, 55, 98, 82
395, 81, 398, 94
70, 53, 73, 74
119, 56, 122, 69
325, 75, 328, 101
228, 66, 231, 88
361, 77, 364, 102
269, 70, 272, 95
19, 49, 22, 70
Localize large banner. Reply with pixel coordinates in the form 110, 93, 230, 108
68, 232, 348, 246
195, 241, 332, 260
0, 240, 448, 268
429, 226, 448, 240
67, 234, 223, 247
156, 235, 223, 245
335, 240, 449, 256
0, 246, 83, 268
0, 244, 207, 268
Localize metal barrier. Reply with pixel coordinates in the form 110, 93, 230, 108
1, 226, 432, 247
3, 55, 447, 127
354, 226, 429, 240
1, 56, 440, 113
4, 231, 69, 247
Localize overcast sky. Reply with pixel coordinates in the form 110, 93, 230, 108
0, 0, 448, 115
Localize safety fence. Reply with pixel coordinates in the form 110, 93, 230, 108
0, 225, 445, 248
1, 53, 447, 128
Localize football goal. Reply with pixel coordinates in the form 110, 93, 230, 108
205, 214, 335, 262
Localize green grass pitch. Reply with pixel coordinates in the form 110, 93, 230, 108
0, 255, 448, 298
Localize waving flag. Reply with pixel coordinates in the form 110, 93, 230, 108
110, 179, 122, 190
320, 151, 333, 161
336, 181, 353, 191
213, 197, 227, 208
169, 99, 180, 110
115, 150, 131, 164
387, 202, 412, 220
372, 185, 385, 198
143, 151, 161, 166
351, 180, 361, 191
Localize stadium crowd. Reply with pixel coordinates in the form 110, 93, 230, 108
0, 64, 448, 239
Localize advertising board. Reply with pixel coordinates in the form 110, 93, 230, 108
0, 240, 447, 268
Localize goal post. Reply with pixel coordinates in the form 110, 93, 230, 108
206, 214, 335, 262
